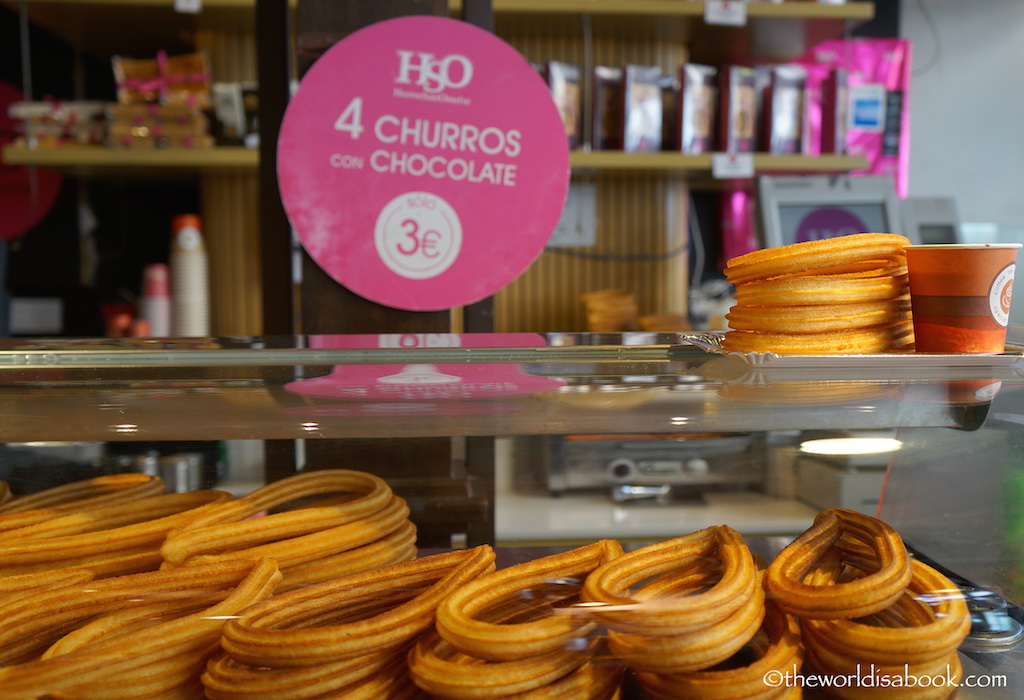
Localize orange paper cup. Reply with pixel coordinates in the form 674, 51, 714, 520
905, 243, 1021, 353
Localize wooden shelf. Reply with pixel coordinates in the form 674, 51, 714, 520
569, 151, 869, 173
13, 0, 872, 17
455, 0, 873, 20
1, 144, 258, 174
1, 0, 255, 57
4, 144, 866, 177
6, 0, 872, 58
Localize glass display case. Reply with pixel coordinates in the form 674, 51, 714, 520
2, 329, 1023, 696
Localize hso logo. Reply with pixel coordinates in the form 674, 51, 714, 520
395, 51, 473, 93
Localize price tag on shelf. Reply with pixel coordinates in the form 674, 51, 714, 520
705, 1, 748, 27
277, 16, 569, 311
711, 152, 755, 179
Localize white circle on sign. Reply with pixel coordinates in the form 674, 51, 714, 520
374, 192, 462, 280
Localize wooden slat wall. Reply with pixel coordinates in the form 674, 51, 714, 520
494, 15, 691, 332
194, 21, 264, 336
200, 171, 262, 336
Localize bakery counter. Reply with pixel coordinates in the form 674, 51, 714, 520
2, 331, 1020, 442
2, 320, 1024, 696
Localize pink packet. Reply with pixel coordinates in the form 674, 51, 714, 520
796, 38, 913, 198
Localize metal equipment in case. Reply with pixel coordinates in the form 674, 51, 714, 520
545, 433, 764, 502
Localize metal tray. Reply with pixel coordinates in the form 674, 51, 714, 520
678, 332, 1024, 378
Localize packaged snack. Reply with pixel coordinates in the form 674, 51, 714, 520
106, 103, 212, 149
819, 67, 848, 154
676, 63, 717, 155
622, 65, 663, 152
717, 65, 756, 153
760, 64, 806, 154
591, 66, 623, 150
545, 61, 582, 150
8, 100, 107, 146
112, 51, 212, 108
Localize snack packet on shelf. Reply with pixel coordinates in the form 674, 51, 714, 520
112, 51, 212, 109
794, 38, 913, 198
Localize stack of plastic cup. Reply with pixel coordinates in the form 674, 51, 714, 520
169, 214, 210, 337
138, 263, 171, 337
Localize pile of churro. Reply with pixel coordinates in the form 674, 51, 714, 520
0, 469, 972, 700
723, 233, 915, 354
767, 509, 970, 698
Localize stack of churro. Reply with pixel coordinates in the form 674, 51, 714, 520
582, 526, 802, 699
0, 472, 976, 699
767, 509, 971, 698
204, 547, 495, 699
0, 558, 281, 699
161, 469, 418, 592
0, 477, 233, 584
723, 233, 915, 354
410, 540, 626, 698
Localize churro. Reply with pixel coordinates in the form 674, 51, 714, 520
0, 490, 233, 578
721, 320, 914, 355
161, 470, 416, 589
435, 540, 624, 662
765, 508, 912, 620
733, 271, 908, 307
635, 601, 803, 699
582, 526, 766, 675
0, 474, 165, 535
204, 547, 495, 699
724, 234, 910, 285
0, 558, 279, 677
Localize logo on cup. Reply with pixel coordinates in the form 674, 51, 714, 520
989, 262, 1015, 327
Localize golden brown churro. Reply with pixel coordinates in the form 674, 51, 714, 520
435, 539, 624, 661
635, 601, 803, 700
0, 566, 95, 607
0, 558, 280, 698
203, 547, 495, 699
732, 269, 908, 307
582, 526, 765, 675
726, 299, 912, 335
724, 234, 910, 285
800, 559, 969, 699
765, 508, 912, 619
0, 477, 979, 700
0, 489, 233, 578
276, 518, 418, 592
409, 628, 600, 699
161, 470, 415, 589
408, 541, 624, 699
0, 474, 166, 534
721, 320, 915, 355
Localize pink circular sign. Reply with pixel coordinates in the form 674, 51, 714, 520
278, 16, 570, 311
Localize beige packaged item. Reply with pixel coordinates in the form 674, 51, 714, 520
112, 51, 212, 108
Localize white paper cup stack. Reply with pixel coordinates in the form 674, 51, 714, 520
169, 214, 210, 337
